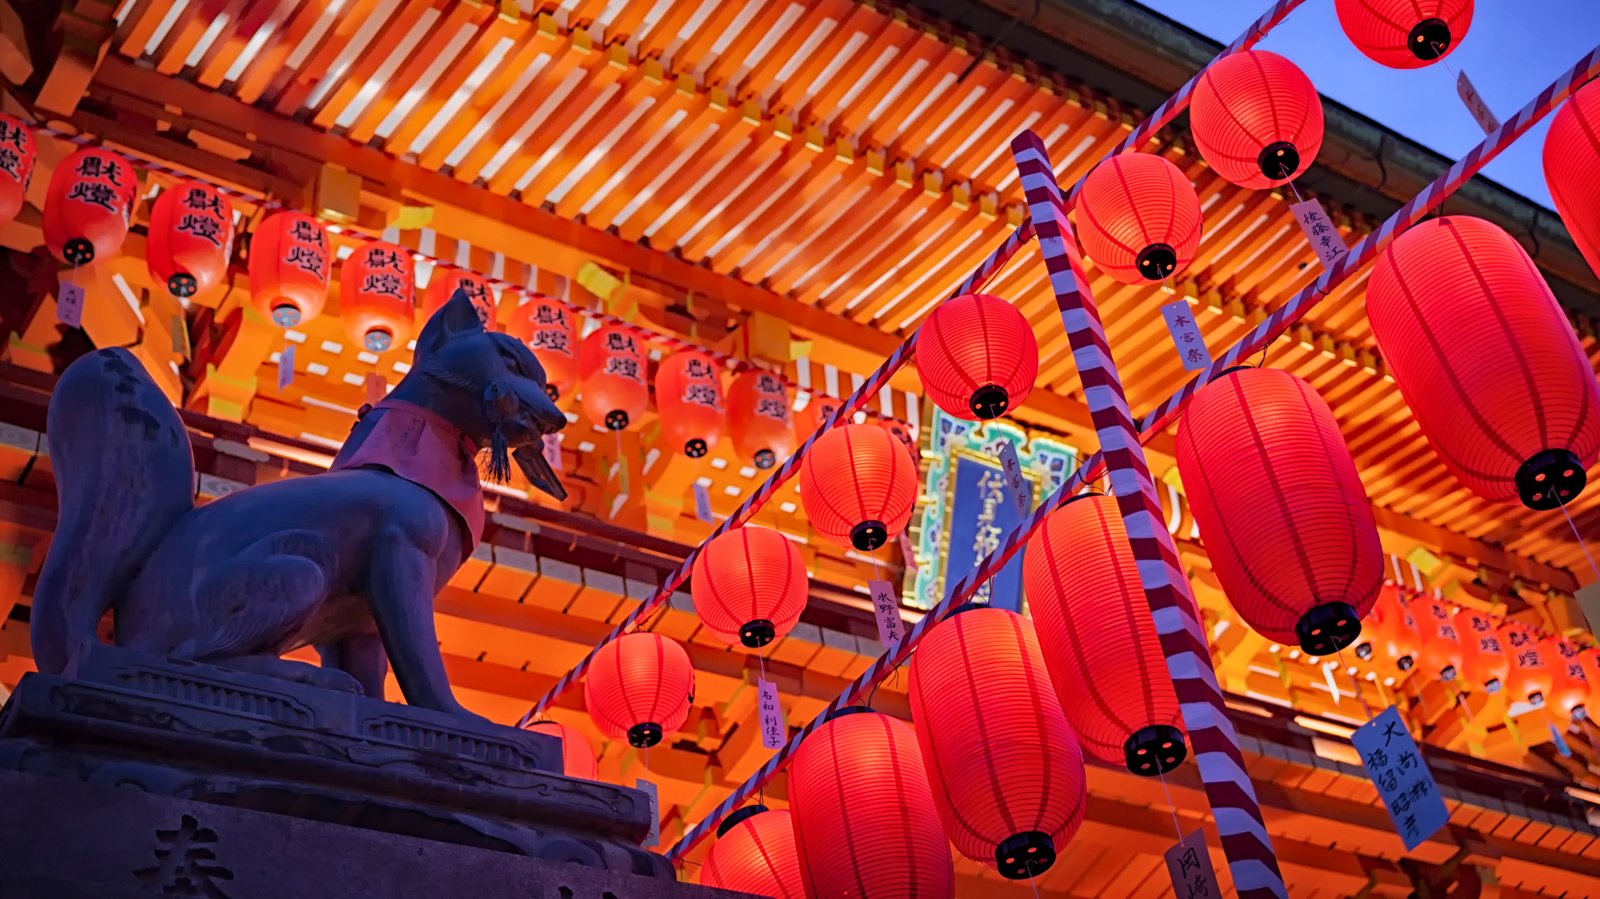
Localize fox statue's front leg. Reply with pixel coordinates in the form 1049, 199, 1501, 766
364, 525, 480, 720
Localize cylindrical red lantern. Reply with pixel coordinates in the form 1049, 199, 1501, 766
44, 147, 137, 266
701, 806, 805, 899
918, 294, 1038, 420
1357, 585, 1419, 676
147, 182, 234, 299
728, 370, 794, 469
1454, 607, 1508, 693
792, 396, 842, 443
525, 719, 598, 780
789, 708, 954, 899
1498, 621, 1554, 707
654, 351, 724, 458
583, 632, 695, 748
338, 241, 416, 353
1413, 597, 1466, 681
1546, 638, 1590, 720
578, 324, 649, 431
0, 115, 36, 228
1367, 216, 1600, 509
691, 526, 808, 648
1176, 367, 1383, 653
1023, 494, 1186, 774
422, 266, 495, 326
1335, 0, 1474, 69
1076, 153, 1203, 284
910, 605, 1085, 878
798, 423, 918, 551
1189, 50, 1325, 189
507, 296, 578, 402
1547, 80, 1600, 281
249, 212, 331, 327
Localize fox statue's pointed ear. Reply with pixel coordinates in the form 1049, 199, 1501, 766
415, 290, 485, 360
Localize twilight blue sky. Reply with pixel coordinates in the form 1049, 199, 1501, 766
1135, 0, 1600, 208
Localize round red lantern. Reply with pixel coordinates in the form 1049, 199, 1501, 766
583, 631, 695, 748
878, 417, 920, 467
1546, 638, 1590, 720
339, 241, 415, 353
1356, 585, 1419, 676
701, 806, 805, 899
792, 396, 842, 443
909, 604, 1086, 878
525, 719, 598, 780
1367, 216, 1600, 509
655, 351, 724, 458
44, 147, 137, 266
1176, 367, 1383, 653
1454, 607, 1508, 693
1335, 0, 1474, 69
690, 525, 808, 648
1547, 80, 1600, 281
1413, 597, 1466, 681
422, 266, 494, 326
1189, 50, 1325, 189
1076, 153, 1203, 284
918, 294, 1037, 420
789, 707, 955, 899
798, 423, 918, 551
507, 296, 578, 402
0, 115, 36, 227
249, 212, 331, 327
1498, 621, 1554, 706
578, 325, 649, 431
729, 370, 794, 469
1023, 494, 1186, 774
147, 182, 234, 299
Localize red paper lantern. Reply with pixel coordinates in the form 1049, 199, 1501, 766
1413, 597, 1466, 681
729, 370, 794, 469
583, 631, 695, 748
579, 325, 649, 431
507, 296, 578, 402
1076, 153, 1203, 283
798, 423, 918, 551
147, 182, 234, 299
1498, 621, 1554, 706
690, 525, 808, 648
701, 806, 805, 899
792, 396, 843, 443
339, 241, 416, 353
249, 212, 331, 327
910, 605, 1086, 878
1176, 367, 1383, 653
421, 266, 495, 326
1335, 0, 1474, 69
789, 708, 954, 899
0, 115, 36, 228
44, 147, 137, 266
1357, 585, 1419, 676
1367, 216, 1600, 509
654, 351, 724, 458
878, 417, 921, 467
1546, 638, 1590, 720
1189, 50, 1325, 189
525, 720, 598, 780
1454, 607, 1508, 693
1579, 649, 1600, 717
1547, 80, 1600, 281
1023, 494, 1186, 774
918, 294, 1037, 420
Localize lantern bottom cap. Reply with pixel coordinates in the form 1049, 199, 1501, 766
1516, 448, 1586, 510
544, 383, 560, 402
716, 804, 770, 838
753, 449, 776, 469
1295, 601, 1361, 655
604, 410, 631, 431
968, 384, 1011, 420
363, 328, 394, 353
849, 520, 889, 551
167, 273, 198, 298
685, 438, 708, 458
1353, 640, 1374, 661
627, 722, 663, 748
1124, 724, 1187, 776
1440, 665, 1458, 681
271, 304, 303, 327
1397, 654, 1415, 671
995, 831, 1056, 880
1258, 141, 1301, 182
1408, 18, 1452, 61
738, 619, 776, 648
1136, 243, 1178, 281
1485, 677, 1502, 693
61, 238, 96, 267
1529, 691, 1546, 707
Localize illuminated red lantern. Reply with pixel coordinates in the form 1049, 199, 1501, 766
44, 147, 136, 266
578, 324, 649, 431
1076, 153, 1203, 283
1023, 494, 1185, 774
798, 423, 918, 551
1189, 50, 1325, 189
0, 115, 36, 227
729, 370, 794, 469
701, 806, 804, 899
918, 294, 1037, 420
792, 395, 843, 442
583, 631, 695, 748
508, 296, 578, 402
147, 182, 234, 299
654, 351, 724, 458
690, 525, 808, 648
909, 605, 1085, 878
1454, 607, 1508, 692
1176, 367, 1383, 653
1357, 585, 1419, 676
1547, 80, 1600, 282
1546, 638, 1590, 720
789, 708, 954, 898
1335, 0, 1474, 69
422, 266, 495, 326
1413, 597, 1466, 681
1367, 216, 1600, 509
878, 417, 920, 467
525, 719, 598, 780
1498, 621, 1553, 706
338, 241, 415, 353
249, 212, 331, 327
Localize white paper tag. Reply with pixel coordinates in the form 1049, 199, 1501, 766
1164, 829, 1218, 899
363, 372, 386, 407
758, 678, 784, 750
542, 433, 563, 472
1457, 71, 1500, 135
171, 312, 190, 358
57, 280, 85, 328
692, 481, 714, 524
1160, 299, 1211, 372
636, 778, 660, 848
277, 342, 295, 392
1352, 705, 1449, 850
869, 578, 903, 649
1290, 198, 1349, 270
996, 441, 1029, 514
897, 532, 919, 577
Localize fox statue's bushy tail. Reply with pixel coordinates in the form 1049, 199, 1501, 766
32, 348, 195, 672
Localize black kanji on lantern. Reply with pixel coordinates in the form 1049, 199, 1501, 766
535, 305, 566, 326
604, 356, 641, 379
0, 148, 19, 178
686, 359, 714, 379
604, 332, 637, 354
755, 398, 787, 419
290, 220, 326, 248
184, 188, 224, 217
367, 247, 405, 272
362, 273, 407, 298
177, 214, 224, 246
684, 384, 720, 407
77, 155, 123, 185
285, 245, 326, 275
533, 330, 570, 353
0, 121, 25, 148
67, 181, 117, 211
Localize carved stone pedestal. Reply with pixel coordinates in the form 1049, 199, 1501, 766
0, 644, 746, 899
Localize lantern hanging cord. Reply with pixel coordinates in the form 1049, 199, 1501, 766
1337, 646, 1374, 721
1155, 765, 1184, 840
1278, 164, 1304, 204
1558, 501, 1600, 582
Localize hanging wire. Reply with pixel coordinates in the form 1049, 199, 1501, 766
1337, 646, 1375, 721
1558, 501, 1600, 582
1155, 765, 1185, 840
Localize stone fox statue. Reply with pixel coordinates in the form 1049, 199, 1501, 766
31, 292, 568, 717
